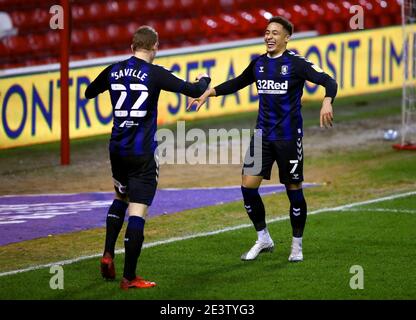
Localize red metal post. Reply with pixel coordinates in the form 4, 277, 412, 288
60, 0, 70, 165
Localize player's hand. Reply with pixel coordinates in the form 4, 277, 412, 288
195, 73, 209, 81
320, 97, 334, 128
187, 88, 215, 112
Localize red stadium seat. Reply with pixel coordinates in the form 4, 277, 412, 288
308, 3, 325, 21
27, 34, 48, 56
142, 0, 162, 19
71, 29, 88, 51
31, 8, 50, 29
315, 22, 330, 35
218, 0, 237, 13
45, 31, 60, 54
271, 7, 292, 21
378, 15, 393, 27
161, 0, 177, 16
86, 2, 107, 23
107, 24, 129, 44
329, 21, 344, 33
236, 11, 261, 38
104, 1, 124, 20
338, 0, 353, 20
218, 14, 239, 37
147, 20, 164, 33
86, 27, 109, 47
178, 0, 204, 16
364, 15, 378, 29
9, 10, 29, 29
159, 19, 179, 40
323, 2, 342, 21
178, 18, 200, 41
390, 0, 402, 15
234, 11, 253, 36
0, 39, 9, 58
294, 4, 310, 22
71, 4, 89, 24
127, 21, 140, 36
118, 0, 139, 20
4, 35, 28, 55
248, 9, 271, 33
201, 16, 220, 38
368, 0, 385, 15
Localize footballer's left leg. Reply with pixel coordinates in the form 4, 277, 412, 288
101, 191, 128, 280
100, 154, 129, 280
286, 183, 307, 262
275, 138, 307, 262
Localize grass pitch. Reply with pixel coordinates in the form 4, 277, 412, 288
0, 192, 415, 300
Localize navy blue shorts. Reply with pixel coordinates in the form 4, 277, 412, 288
110, 153, 159, 206
242, 135, 304, 184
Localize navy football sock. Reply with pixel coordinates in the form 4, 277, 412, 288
123, 216, 145, 281
286, 189, 307, 238
241, 186, 266, 231
104, 199, 128, 258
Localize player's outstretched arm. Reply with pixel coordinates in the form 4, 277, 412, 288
85, 65, 112, 99
186, 58, 257, 112
158, 68, 211, 98
320, 97, 334, 128
187, 87, 216, 112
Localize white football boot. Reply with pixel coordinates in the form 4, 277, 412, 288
288, 237, 303, 262
241, 239, 274, 261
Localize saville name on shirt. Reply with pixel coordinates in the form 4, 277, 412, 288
111, 68, 148, 81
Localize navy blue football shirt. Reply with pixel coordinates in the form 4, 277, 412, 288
215, 50, 337, 140
85, 56, 210, 156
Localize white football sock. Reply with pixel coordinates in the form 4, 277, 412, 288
292, 236, 302, 250
257, 228, 272, 243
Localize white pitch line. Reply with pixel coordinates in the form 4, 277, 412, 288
0, 190, 415, 278
341, 208, 416, 214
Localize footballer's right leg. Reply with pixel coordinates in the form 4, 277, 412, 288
120, 154, 158, 290
120, 203, 156, 290
240, 175, 275, 261
240, 136, 275, 261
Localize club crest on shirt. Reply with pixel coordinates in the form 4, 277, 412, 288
281, 65, 289, 75
259, 66, 264, 73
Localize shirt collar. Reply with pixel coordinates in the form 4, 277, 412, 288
267, 50, 286, 59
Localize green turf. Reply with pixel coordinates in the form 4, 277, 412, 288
0, 194, 414, 300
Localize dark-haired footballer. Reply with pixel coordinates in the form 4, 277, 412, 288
85, 26, 210, 289
188, 16, 337, 263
